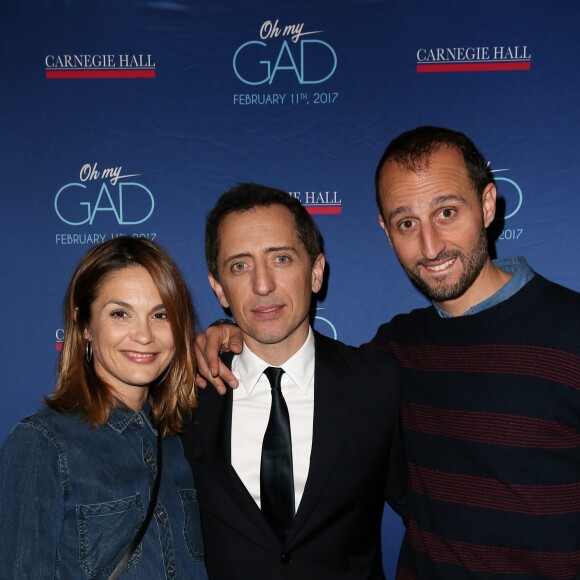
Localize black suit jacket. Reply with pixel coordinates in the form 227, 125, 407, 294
181, 332, 406, 580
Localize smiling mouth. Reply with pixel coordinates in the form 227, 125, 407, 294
424, 257, 457, 272
122, 351, 157, 362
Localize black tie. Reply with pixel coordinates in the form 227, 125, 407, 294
260, 366, 295, 542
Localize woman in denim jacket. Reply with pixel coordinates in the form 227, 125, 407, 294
0, 238, 208, 579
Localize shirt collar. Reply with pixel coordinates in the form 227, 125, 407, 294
234, 327, 315, 395
107, 399, 157, 434
434, 256, 535, 317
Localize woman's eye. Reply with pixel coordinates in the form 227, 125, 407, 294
110, 310, 127, 319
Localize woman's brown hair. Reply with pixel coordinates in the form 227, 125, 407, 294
46, 237, 197, 437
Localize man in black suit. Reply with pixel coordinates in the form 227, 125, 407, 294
181, 183, 405, 579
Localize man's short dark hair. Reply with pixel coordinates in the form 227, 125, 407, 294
206, 182, 323, 279
374, 126, 493, 212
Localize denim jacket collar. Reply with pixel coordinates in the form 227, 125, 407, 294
107, 399, 157, 435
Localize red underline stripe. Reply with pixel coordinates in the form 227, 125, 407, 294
46, 69, 156, 79
408, 463, 580, 515
417, 61, 531, 73
306, 206, 341, 214
407, 520, 580, 575
402, 402, 580, 448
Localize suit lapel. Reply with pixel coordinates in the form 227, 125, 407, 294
288, 332, 354, 541
195, 354, 277, 542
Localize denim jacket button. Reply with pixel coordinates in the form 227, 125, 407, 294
156, 507, 166, 519
167, 565, 175, 576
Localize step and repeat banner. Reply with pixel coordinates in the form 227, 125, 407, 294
2, 1, 579, 575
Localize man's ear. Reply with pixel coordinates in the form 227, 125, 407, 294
482, 182, 497, 228
208, 273, 230, 309
378, 214, 393, 246
311, 253, 326, 294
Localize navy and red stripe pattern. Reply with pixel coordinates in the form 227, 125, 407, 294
408, 463, 580, 515
382, 343, 579, 390
402, 402, 579, 449
367, 275, 580, 579
404, 520, 580, 577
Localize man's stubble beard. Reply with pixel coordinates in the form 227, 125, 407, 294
402, 226, 489, 303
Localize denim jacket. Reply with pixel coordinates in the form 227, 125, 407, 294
0, 403, 208, 579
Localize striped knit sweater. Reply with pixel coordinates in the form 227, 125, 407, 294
367, 274, 580, 579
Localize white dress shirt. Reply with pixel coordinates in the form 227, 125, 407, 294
230, 328, 315, 512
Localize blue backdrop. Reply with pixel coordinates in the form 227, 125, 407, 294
2, 1, 579, 576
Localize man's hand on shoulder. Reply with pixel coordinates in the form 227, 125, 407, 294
194, 322, 244, 395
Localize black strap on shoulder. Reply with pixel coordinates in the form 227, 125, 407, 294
107, 433, 163, 580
